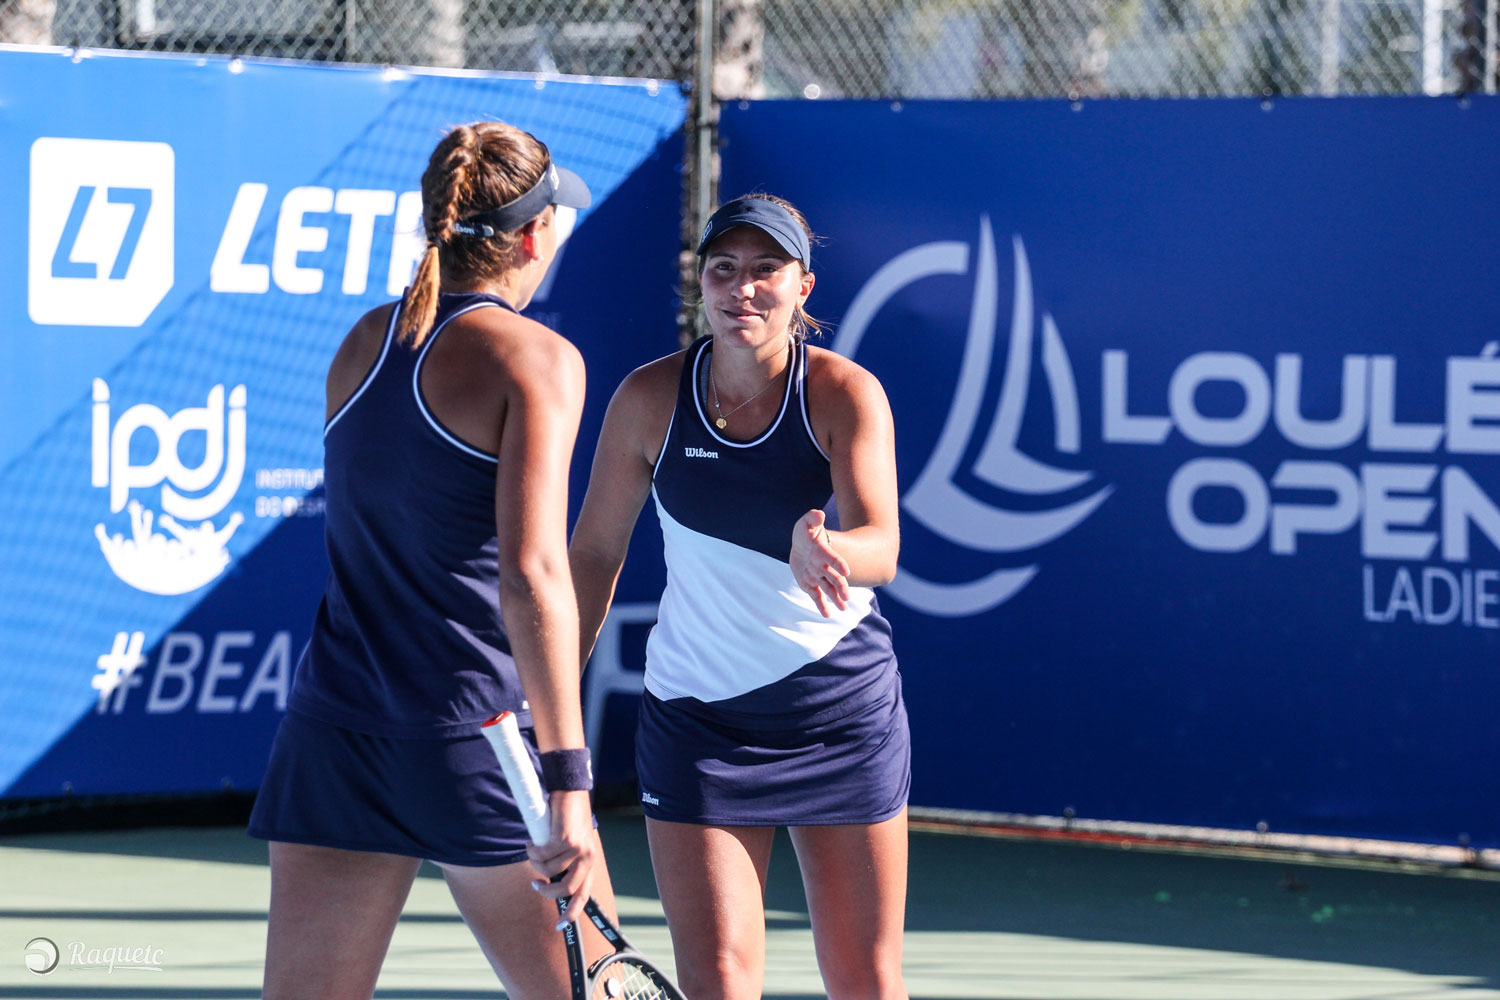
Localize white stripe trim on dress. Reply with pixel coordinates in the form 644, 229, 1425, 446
651, 404, 678, 485
412, 301, 503, 463
325, 303, 399, 436
692, 336, 793, 449
797, 343, 832, 463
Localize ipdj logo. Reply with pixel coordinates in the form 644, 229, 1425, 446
92, 378, 246, 595
25, 937, 59, 975
29, 137, 175, 327
835, 216, 1112, 617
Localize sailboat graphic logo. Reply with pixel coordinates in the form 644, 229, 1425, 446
833, 216, 1113, 617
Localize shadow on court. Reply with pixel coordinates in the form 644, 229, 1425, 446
660, 818, 1500, 998
3, 810, 1498, 998
901, 828, 1500, 986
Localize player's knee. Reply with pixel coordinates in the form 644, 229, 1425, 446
676, 945, 762, 1000
819, 954, 906, 1000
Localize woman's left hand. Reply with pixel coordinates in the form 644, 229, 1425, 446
791, 509, 852, 618
524, 788, 599, 922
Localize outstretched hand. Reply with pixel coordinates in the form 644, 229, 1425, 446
791, 509, 852, 618
525, 788, 597, 923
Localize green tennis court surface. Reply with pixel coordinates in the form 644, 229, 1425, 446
4, 813, 1498, 998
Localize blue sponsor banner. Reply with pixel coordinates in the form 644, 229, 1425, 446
0, 47, 684, 797
721, 97, 1500, 847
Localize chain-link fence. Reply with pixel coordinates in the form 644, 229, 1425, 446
4, 0, 1494, 98
4, 0, 1494, 339
741, 0, 1497, 99
3, 0, 697, 79
5, 0, 1496, 314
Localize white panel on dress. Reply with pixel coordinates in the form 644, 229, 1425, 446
645, 490, 874, 705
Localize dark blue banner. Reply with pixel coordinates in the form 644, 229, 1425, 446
0, 48, 684, 798
721, 96, 1500, 847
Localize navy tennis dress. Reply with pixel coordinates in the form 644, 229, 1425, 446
249, 292, 542, 865
637, 335, 910, 826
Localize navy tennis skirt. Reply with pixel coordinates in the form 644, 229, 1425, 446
248, 709, 536, 866
635, 675, 910, 826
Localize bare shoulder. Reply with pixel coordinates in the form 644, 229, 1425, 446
418, 306, 585, 459
443, 306, 584, 396
805, 344, 892, 412
327, 302, 398, 419
331, 303, 396, 369
804, 344, 894, 458
614, 348, 687, 412
354, 301, 399, 337
604, 348, 687, 465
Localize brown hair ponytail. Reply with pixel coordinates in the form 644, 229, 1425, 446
397, 242, 443, 347
397, 122, 550, 346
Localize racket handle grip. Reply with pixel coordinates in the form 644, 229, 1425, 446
481, 711, 552, 846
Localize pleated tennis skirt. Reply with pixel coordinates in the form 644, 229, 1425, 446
247, 709, 536, 866
635, 674, 911, 826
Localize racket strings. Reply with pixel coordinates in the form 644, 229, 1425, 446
592, 958, 676, 1000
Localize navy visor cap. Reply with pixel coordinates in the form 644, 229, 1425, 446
696, 198, 810, 266
451, 158, 591, 238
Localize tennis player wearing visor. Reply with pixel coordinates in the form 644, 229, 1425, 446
571, 194, 911, 1000
250, 120, 616, 1000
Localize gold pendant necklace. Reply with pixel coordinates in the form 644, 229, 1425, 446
710, 343, 788, 430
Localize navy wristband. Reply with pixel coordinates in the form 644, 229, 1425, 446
539, 749, 594, 792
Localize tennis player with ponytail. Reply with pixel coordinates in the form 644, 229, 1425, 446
249, 121, 613, 1000
571, 194, 911, 1000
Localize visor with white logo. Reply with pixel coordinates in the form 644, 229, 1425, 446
451, 152, 591, 238
696, 198, 810, 267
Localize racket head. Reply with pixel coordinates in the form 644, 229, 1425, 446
588, 954, 687, 1000
483, 713, 688, 1000
581, 900, 687, 999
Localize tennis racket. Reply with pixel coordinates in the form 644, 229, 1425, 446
480, 711, 687, 1000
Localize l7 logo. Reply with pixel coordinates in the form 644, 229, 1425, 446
29, 138, 175, 327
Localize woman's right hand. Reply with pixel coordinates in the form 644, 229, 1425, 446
791, 509, 852, 618
525, 788, 598, 922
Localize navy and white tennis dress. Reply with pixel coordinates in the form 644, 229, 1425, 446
637, 335, 910, 826
249, 292, 542, 865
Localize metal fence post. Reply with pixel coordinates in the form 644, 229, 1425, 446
679, 0, 718, 347
1487, 0, 1498, 92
